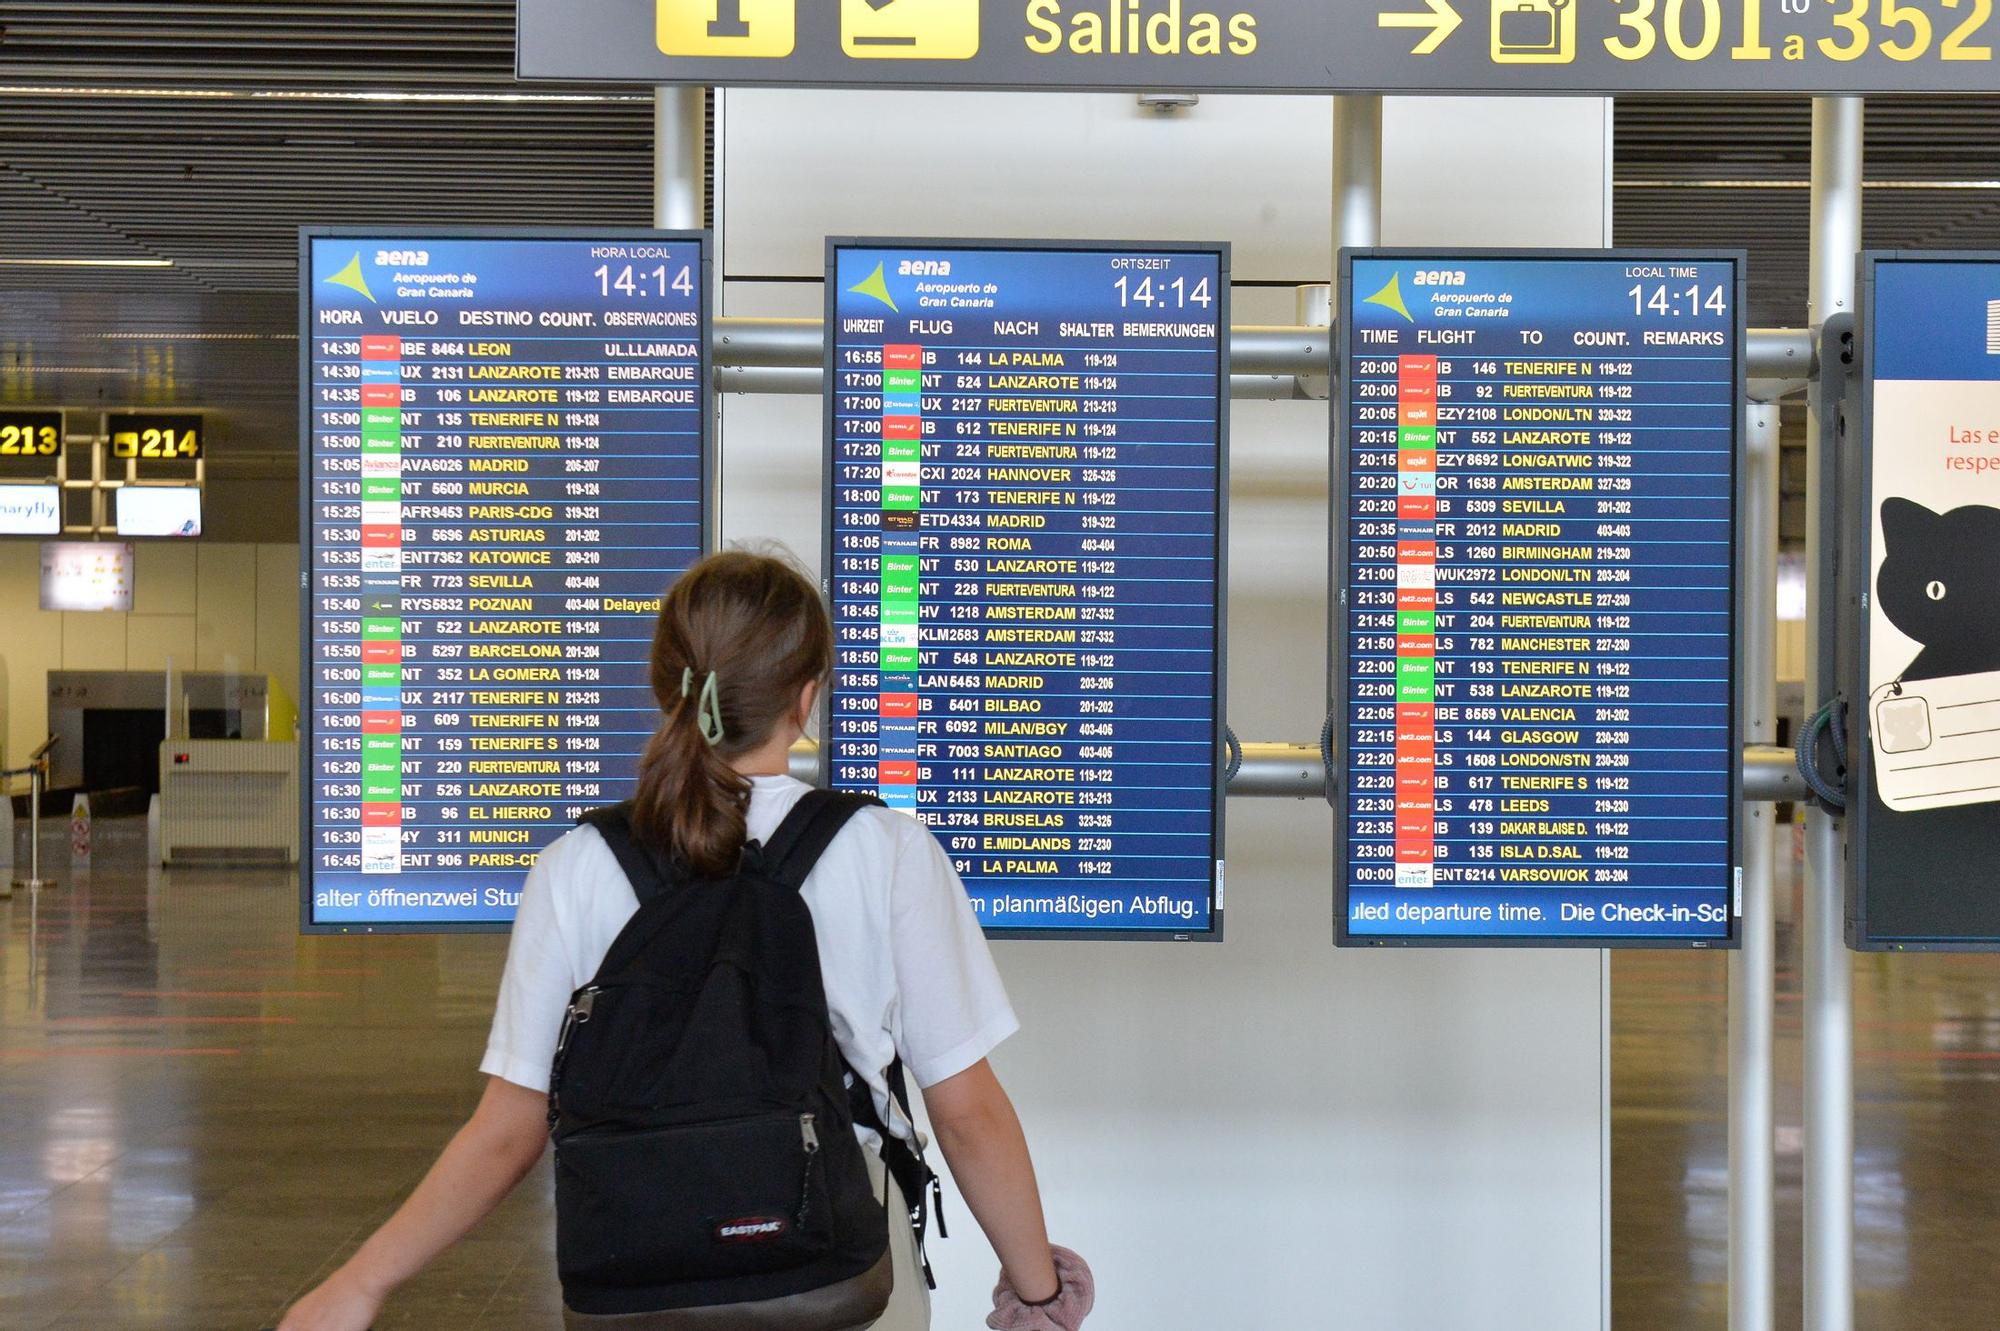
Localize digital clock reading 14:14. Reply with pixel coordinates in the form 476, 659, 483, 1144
1630, 282, 1730, 317
1112, 274, 1215, 309
593, 263, 695, 298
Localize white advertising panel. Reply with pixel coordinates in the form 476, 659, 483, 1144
40, 541, 135, 612
116, 485, 203, 537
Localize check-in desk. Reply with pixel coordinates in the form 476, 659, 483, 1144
157, 741, 298, 865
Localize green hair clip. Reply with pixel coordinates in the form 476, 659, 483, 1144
680, 667, 725, 746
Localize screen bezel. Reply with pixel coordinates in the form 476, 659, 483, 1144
297, 226, 716, 935
1332, 247, 1747, 950
820, 235, 1231, 942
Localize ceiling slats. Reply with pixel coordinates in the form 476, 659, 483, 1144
2, 6, 1999, 444
1618, 96, 2000, 325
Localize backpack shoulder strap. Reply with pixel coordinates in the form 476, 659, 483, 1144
576, 802, 677, 907
574, 804, 691, 981
849, 1058, 946, 1289
757, 789, 886, 891
760, 790, 944, 1284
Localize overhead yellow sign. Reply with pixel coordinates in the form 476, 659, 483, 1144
0, 411, 63, 458
844, 0, 981, 59
107, 413, 202, 461
658, 0, 796, 57
517, 0, 2000, 92
1490, 0, 1574, 63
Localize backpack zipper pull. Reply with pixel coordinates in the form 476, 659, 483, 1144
796, 1114, 821, 1228
546, 988, 601, 1131
554, 988, 599, 1057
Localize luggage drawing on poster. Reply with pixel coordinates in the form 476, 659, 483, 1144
1869, 377, 2000, 812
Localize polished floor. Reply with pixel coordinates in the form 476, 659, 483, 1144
2, 819, 1997, 1329
1612, 825, 2000, 1330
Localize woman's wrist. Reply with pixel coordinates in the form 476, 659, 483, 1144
334, 1252, 396, 1303
1018, 1273, 1063, 1306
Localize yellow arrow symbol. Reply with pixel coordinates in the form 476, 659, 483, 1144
1378, 0, 1463, 54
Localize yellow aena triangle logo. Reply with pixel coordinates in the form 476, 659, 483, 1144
324, 252, 376, 304
1363, 272, 1412, 322
847, 261, 898, 313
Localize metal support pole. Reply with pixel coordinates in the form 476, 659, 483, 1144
1330, 94, 1381, 807
12, 765, 53, 893
791, 740, 1804, 801
655, 84, 717, 537
653, 86, 707, 232
1332, 96, 1383, 259
1803, 95, 1861, 1331
1729, 401, 1780, 1331
707, 315, 1808, 382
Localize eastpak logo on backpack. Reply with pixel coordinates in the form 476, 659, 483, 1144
715, 1216, 792, 1244
546, 791, 933, 1325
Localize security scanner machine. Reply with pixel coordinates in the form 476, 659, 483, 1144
157, 739, 300, 866
47, 669, 281, 796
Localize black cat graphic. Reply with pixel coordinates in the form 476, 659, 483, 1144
1877, 497, 2000, 681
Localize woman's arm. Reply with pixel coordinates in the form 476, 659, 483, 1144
276, 1077, 549, 1331
921, 1059, 1061, 1305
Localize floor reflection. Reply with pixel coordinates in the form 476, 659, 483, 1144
1613, 816, 2000, 1329
3, 818, 1996, 1327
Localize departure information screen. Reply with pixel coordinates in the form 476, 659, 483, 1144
824, 240, 1227, 939
1335, 251, 1742, 947
301, 230, 710, 933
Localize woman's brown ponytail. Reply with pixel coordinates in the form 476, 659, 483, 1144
630, 551, 833, 878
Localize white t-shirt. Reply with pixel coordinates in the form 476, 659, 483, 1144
480, 775, 1018, 1143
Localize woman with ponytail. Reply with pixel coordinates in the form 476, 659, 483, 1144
279, 550, 1090, 1331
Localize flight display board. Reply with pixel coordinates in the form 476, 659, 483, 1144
1335, 250, 1743, 948
823, 239, 1228, 940
1848, 254, 2000, 950
300, 229, 712, 933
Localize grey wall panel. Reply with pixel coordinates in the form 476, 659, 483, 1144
718, 93, 1612, 1330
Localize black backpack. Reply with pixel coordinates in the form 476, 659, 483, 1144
547, 789, 943, 1320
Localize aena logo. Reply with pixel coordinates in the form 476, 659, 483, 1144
323, 252, 377, 305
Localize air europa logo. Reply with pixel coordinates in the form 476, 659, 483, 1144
1024, 0, 1258, 55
